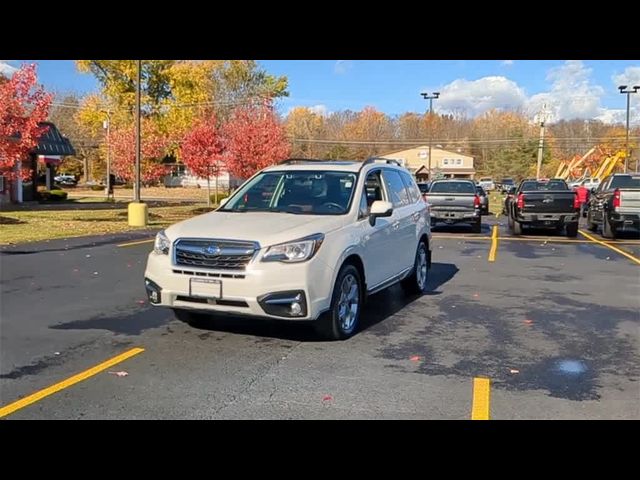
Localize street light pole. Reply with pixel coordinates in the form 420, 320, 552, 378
618, 85, 639, 173
134, 59, 142, 202
535, 104, 551, 180
421, 91, 440, 180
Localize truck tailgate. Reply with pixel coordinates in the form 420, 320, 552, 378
428, 194, 476, 212
618, 189, 640, 214
521, 191, 575, 213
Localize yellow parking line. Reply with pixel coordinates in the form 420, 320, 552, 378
471, 377, 491, 420
578, 230, 640, 266
433, 235, 492, 241
488, 225, 499, 262
117, 238, 154, 248
0, 347, 145, 419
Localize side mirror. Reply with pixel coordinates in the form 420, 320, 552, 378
219, 197, 229, 207
369, 200, 393, 226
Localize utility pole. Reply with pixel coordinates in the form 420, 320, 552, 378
103, 110, 111, 199
420, 91, 440, 180
535, 104, 552, 180
618, 85, 639, 173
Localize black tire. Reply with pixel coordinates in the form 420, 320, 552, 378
507, 214, 514, 230
401, 241, 430, 295
513, 219, 523, 236
315, 264, 363, 341
172, 308, 209, 327
471, 218, 482, 233
587, 211, 598, 231
566, 223, 578, 238
602, 215, 616, 239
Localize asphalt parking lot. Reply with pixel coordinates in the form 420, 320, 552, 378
1, 215, 639, 419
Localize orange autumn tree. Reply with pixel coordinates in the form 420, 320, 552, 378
223, 103, 290, 180
0, 64, 52, 180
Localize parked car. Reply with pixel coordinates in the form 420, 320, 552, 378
507, 178, 579, 237
427, 179, 482, 232
417, 182, 430, 201
478, 177, 495, 191
476, 185, 489, 215
502, 186, 516, 215
500, 178, 515, 194
587, 173, 640, 238
144, 158, 432, 340
580, 178, 601, 190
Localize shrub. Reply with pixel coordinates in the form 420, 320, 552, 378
90, 184, 104, 191
39, 190, 68, 201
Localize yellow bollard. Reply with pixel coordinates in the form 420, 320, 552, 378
128, 202, 148, 227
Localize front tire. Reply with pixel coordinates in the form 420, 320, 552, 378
566, 223, 578, 238
402, 241, 430, 295
315, 264, 362, 341
513, 219, 523, 235
602, 215, 617, 239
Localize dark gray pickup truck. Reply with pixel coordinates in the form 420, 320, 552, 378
507, 179, 579, 237
426, 179, 482, 232
587, 173, 640, 238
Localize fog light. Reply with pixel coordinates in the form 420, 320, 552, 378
290, 301, 302, 316
144, 278, 162, 304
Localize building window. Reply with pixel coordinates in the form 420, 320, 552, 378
456, 158, 462, 165
443, 158, 449, 165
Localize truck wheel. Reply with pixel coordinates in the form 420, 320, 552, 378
401, 240, 429, 295
172, 308, 209, 327
586, 211, 598, 231
566, 223, 578, 238
507, 214, 514, 230
315, 264, 362, 341
471, 218, 482, 233
602, 215, 616, 239
513, 220, 523, 236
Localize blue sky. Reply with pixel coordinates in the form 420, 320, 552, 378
1, 59, 639, 123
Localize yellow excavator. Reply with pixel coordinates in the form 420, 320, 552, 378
555, 148, 626, 184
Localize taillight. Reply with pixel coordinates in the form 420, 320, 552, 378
613, 188, 621, 208
474, 195, 480, 208
517, 193, 525, 209
573, 194, 580, 209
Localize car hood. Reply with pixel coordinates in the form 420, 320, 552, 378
165, 211, 349, 248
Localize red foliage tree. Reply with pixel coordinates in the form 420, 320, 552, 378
223, 103, 290, 180
109, 122, 169, 185
180, 115, 226, 205
0, 64, 53, 180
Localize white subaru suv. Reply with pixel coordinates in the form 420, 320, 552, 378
144, 158, 432, 340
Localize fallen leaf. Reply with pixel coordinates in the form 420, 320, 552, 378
606, 256, 610, 260
509, 369, 519, 374
410, 355, 421, 362
137, 300, 145, 305
473, 293, 479, 298
54, 352, 60, 355
524, 319, 534, 325
93, 271, 99, 275
109, 371, 128, 377
85, 254, 91, 258
322, 394, 333, 402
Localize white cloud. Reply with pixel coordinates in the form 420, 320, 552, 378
436, 76, 527, 116
334, 60, 353, 75
501, 60, 514, 66
308, 104, 329, 116
0, 60, 18, 76
432, 61, 639, 125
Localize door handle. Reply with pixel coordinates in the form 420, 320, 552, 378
392, 221, 400, 230
412, 212, 421, 221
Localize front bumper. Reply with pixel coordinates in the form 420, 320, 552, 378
431, 210, 480, 224
144, 251, 335, 321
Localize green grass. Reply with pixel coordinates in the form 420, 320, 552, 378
488, 191, 504, 217
0, 205, 211, 245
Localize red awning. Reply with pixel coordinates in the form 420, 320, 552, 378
38, 155, 62, 166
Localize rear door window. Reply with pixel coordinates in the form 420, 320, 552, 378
382, 170, 410, 207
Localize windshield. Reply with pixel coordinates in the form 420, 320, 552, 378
418, 183, 430, 193
430, 181, 476, 194
521, 180, 568, 191
480, 177, 492, 182
220, 170, 357, 215
609, 175, 640, 189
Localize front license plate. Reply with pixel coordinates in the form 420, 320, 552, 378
189, 278, 222, 298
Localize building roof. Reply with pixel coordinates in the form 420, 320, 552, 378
381, 145, 473, 160
31, 122, 75, 156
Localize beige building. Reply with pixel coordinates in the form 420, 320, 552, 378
380, 145, 475, 181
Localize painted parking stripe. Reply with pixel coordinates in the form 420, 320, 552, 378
0, 347, 145, 418
117, 238, 154, 248
579, 230, 640, 266
488, 225, 499, 262
471, 377, 491, 420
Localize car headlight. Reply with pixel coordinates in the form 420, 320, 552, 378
154, 230, 170, 255
262, 234, 324, 263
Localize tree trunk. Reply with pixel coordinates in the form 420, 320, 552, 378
215, 163, 219, 205
207, 166, 211, 208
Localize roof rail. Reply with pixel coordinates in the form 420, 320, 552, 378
278, 158, 329, 165
359, 157, 403, 171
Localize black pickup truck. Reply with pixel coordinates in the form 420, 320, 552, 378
507, 179, 579, 237
587, 173, 640, 238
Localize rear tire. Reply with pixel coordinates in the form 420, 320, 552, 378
172, 308, 209, 327
471, 218, 482, 233
602, 215, 616, 239
513, 219, 523, 236
507, 214, 514, 230
566, 223, 578, 238
315, 264, 362, 341
401, 241, 430, 295
587, 211, 598, 231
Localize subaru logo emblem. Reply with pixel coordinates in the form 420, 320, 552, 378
203, 244, 221, 256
